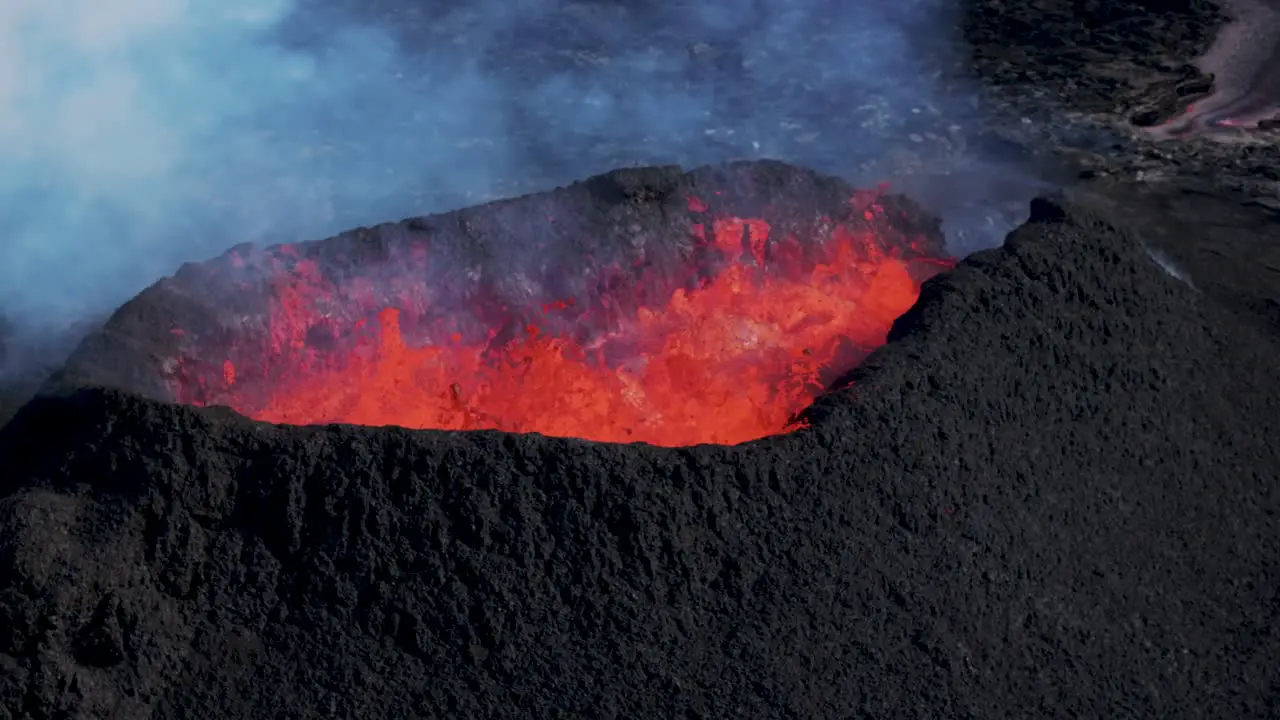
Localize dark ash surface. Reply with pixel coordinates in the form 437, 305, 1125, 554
1, 183, 1278, 717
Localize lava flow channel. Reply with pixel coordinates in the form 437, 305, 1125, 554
197, 206, 951, 446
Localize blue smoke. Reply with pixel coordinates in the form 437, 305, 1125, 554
0, 0, 1011, 336
0, 0, 513, 325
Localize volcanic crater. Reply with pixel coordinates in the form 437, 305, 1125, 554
4, 0, 1280, 714
53, 161, 951, 447
3, 157, 1278, 717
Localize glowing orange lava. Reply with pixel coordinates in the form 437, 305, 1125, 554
191, 197, 950, 446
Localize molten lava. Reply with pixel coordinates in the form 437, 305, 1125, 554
186, 195, 951, 446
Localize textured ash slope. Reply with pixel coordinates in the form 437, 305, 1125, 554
1, 191, 1279, 718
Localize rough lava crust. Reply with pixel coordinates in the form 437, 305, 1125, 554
0, 167, 1277, 717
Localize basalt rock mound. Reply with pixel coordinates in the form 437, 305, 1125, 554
1, 184, 1278, 717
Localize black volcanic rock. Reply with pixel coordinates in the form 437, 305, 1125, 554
960, 0, 1280, 204
1, 184, 1279, 718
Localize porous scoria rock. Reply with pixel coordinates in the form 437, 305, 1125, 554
0, 186, 1278, 718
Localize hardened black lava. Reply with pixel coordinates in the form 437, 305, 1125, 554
0, 166, 1277, 717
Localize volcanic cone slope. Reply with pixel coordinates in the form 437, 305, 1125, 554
1, 192, 1279, 718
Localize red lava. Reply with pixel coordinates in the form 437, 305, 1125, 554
184, 193, 952, 446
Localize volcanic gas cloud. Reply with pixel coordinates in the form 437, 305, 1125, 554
139, 164, 952, 446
